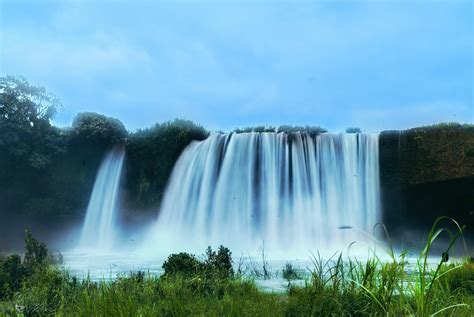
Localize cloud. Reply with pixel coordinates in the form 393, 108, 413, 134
1, 30, 153, 80
0, 0, 472, 131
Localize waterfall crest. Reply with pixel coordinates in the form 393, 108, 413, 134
80, 145, 125, 250
153, 132, 381, 254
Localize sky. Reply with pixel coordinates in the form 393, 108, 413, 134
0, 0, 473, 132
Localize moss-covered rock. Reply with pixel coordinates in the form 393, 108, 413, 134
379, 123, 474, 240
380, 123, 474, 186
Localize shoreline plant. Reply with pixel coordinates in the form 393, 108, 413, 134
0, 218, 472, 316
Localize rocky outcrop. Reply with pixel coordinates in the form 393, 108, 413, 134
379, 123, 474, 240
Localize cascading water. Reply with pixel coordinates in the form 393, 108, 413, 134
150, 132, 381, 255
80, 145, 125, 250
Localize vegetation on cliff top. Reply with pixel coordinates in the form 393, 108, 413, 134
380, 122, 474, 186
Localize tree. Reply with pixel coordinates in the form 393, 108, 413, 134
24, 229, 48, 270
0, 75, 63, 168
0, 75, 60, 125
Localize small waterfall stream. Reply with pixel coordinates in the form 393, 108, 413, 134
150, 132, 381, 254
80, 145, 125, 250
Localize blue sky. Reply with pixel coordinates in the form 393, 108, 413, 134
0, 0, 472, 132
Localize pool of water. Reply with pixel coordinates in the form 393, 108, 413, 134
61, 249, 443, 292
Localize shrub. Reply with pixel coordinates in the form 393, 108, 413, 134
0, 255, 25, 298
277, 125, 327, 136
0, 230, 49, 300
345, 127, 361, 133
162, 246, 234, 280
13, 267, 65, 316
204, 246, 234, 279
24, 229, 48, 270
282, 263, 300, 281
71, 112, 127, 145
162, 252, 202, 278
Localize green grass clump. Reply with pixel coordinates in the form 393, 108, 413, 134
1, 218, 473, 316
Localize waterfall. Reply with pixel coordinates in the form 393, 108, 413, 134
80, 145, 125, 250
152, 132, 381, 254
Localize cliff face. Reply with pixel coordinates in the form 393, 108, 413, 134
380, 124, 474, 186
379, 124, 474, 239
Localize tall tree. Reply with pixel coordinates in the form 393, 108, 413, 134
0, 75, 63, 168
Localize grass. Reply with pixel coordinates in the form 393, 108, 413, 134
3, 261, 471, 316
0, 217, 473, 316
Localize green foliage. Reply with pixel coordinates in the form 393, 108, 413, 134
234, 126, 276, 133
204, 246, 234, 279
379, 123, 474, 237
162, 246, 234, 279
0, 75, 60, 126
0, 255, 25, 298
277, 125, 327, 136
380, 122, 474, 185
0, 76, 209, 227
71, 112, 127, 145
125, 119, 209, 211
1, 222, 474, 316
437, 261, 474, 299
0, 75, 63, 166
162, 252, 202, 278
56, 275, 285, 316
0, 230, 49, 300
345, 127, 362, 133
13, 266, 67, 316
234, 127, 255, 133
0, 76, 68, 224
282, 263, 300, 281
23, 229, 48, 270
232, 125, 327, 136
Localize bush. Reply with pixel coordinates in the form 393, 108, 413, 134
282, 263, 300, 281
0, 230, 49, 300
13, 267, 65, 316
0, 255, 25, 298
234, 126, 276, 133
345, 127, 361, 133
277, 125, 327, 136
162, 246, 234, 280
71, 112, 127, 145
24, 229, 48, 270
233, 125, 327, 136
162, 252, 202, 278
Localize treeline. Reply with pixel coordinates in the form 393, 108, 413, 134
0, 76, 208, 232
